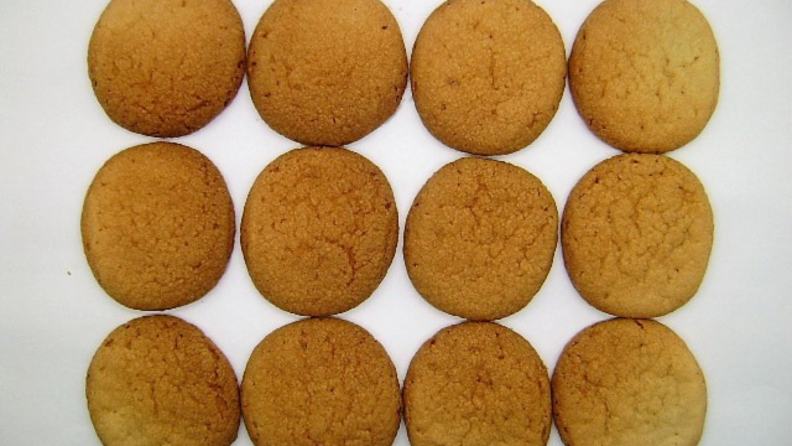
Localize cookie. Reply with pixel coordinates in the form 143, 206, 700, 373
404, 157, 558, 320
241, 147, 398, 316
88, 0, 246, 137
86, 315, 240, 446
569, 0, 720, 153
561, 154, 713, 318
247, 0, 408, 146
81, 142, 235, 310
552, 318, 707, 446
411, 0, 566, 156
404, 322, 551, 446
241, 317, 401, 446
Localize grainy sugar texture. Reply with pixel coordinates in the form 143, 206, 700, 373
561, 154, 713, 318
88, 0, 246, 137
411, 0, 566, 155
552, 318, 707, 446
81, 142, 235, 311
241, 318, 401, 446
404, 157, 558, 320
404, 322, 552, 446
86, 315, 241, 446
569, 0, 720, 153
247, 0, 408, 146
241, 147, 398, 316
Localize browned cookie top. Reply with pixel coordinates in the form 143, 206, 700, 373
247, 0, 408, 146
88, 0, 246, 137
404, 321, 551, 446
561, 154, 713, 318
411, 0, 566, 155
241, 147, 398, 316
81, 142, 235, 311
404, 157, 558, 320
86, 315, 240, 446
552, 318, 707, 446
569, 0, 720, 153
241, 318, 401, 446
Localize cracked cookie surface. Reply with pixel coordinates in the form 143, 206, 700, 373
247, 0, 408, 146
552, 318, 707, 446
88, 0, 246, 137
411, 0, 566, 155
404, 157, 557, 320
404, 321, 551, 446
561, 154, 713, 318
569, 0, 719, 153
81, 142, 235, 310
86, 315, 240, 446
241, 147, 398, 316
241, 317, 401, 446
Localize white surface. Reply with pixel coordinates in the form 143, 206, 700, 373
1, 0, 791, 444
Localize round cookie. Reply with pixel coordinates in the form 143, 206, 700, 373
86, 315, 240, 446
88, 0, 246, 137
552, 318, 707, 446
561, 154, 713, 318
81, 142, 235, 310
247, 0, 408, 146
411, 0, 566, 155
404, 322, 551, 446
241, 318, 401, 446
241, 147, 398, 316
404, 157, 558, 320
569, 0, 720, 153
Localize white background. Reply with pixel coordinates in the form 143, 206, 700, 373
1, 0, 791, 444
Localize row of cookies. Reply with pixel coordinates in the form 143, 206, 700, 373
81, 142, 713, 322
88, 0, 718, 154
86, 314, 706, 446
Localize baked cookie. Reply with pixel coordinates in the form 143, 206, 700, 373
569, 0, 720, 153
81, 142, 235, 310
88, 0, 246, 137
86, 315, 240, 446
404, 157, 558, 320
561, 154, 713, 318
241, 147, 398, 316
404, 322, 551, 446
247, 0, 408, 146
241, 318, 401, 446
411, 0, 566, 155
552, 318, 707, 446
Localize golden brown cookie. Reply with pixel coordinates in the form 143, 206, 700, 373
241, 147, 398, 316
569, 0, 720, 153
88, 0, 246, 137
552, 318, 707, 446
247, 0, 408, 146
81, 142, 235, 310
561, 154, 713, 318
404, 157, 558, 320
411, 0, 566, 155
241, 317, 401, 446
404, 321, 551, 446
86, 315, 240, 446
